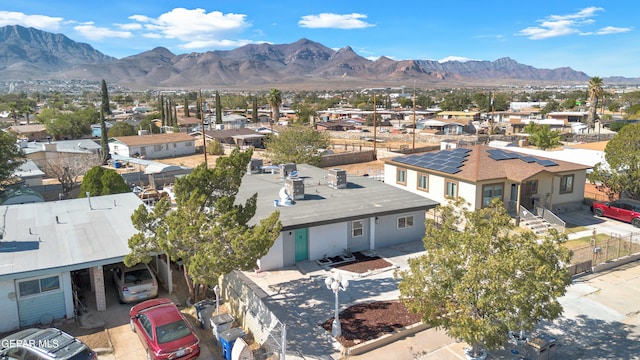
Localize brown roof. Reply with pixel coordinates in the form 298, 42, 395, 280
386, 144, 590, 183
8, 124, 47, 133
112, 132, 194, 146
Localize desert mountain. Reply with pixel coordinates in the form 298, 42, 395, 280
1, 25, 633, 89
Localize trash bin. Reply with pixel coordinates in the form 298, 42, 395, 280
525, 333, 557, 360
193, 299, 216, 329
211, 313, 234, 343
220, 327, 246, 360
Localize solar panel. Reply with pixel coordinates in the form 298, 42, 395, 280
537, 159, 558, 167
520, 156, 537, 163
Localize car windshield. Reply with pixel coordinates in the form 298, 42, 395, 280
124, 269, 152, 283
156, 320, 192, 344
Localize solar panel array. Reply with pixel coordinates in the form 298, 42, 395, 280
393, 147, 471, 174
486, 149, 558, 167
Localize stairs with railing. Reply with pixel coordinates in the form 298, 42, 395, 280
518, 205, 566, 235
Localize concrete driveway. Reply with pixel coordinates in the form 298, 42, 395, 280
74, 265, 216, 360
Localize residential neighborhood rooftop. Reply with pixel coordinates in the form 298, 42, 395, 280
0, 192, 142, 280
236, 163, 439, 230
386, 144, 591, 182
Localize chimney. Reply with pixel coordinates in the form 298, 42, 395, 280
285, 177, 305, 200
328, 168, 347, 189
279, 163, 297, 178
247, 158, 263, 174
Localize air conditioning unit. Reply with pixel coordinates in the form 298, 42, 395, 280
247, 158, 263, 174
328, 168, 347, 189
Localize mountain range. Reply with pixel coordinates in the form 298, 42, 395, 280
0, 25, 636, 90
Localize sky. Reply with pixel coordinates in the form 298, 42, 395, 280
0, 1, 638, 78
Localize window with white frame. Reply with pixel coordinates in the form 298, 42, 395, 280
397, 215, 414, 229
396, 168, 407, 185
17, 275, 61, 298
352, 220, 364, 237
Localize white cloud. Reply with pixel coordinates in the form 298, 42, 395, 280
517, 6, 615, 39
74, 24, 132, 40
0, 11, 63, 31
117, 23, 143, 31
596, 26, 631, 35
180, 38, 254, 50
298, 13, 374, 29
439, 56, 476, 63
127, 8, 253, 50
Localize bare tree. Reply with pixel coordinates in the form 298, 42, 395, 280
39, 152, 102, 198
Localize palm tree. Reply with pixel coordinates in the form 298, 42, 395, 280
267, 88, 282, 129
22, 104, 33, 125
587, 77, 603, 131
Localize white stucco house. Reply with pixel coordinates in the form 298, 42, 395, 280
384, 144, 591, 214
0, 193, 142, 332
235, 164, 438, 271
108, 133, 196, 159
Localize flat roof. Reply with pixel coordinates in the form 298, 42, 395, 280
236, 164, 438, 230
0, 192, 143, 280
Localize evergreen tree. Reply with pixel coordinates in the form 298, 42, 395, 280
216, 91, 222, 125
397, 198, 571, 357
0, 131, 25, 186
184, 97, 190, 117
126, 149, 282, 301
100, 79, 110, 165
252, 96, 258, 123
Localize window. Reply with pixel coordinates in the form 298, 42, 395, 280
417, 173, 429, 191
139, 314, 154, 339
397, 216, 414, 229
352, 220, 363, 237
445, 180, 458, 199
396, 168, 407, 185
18, 276, 60, 298
154, 144, 163, 151
559, 175, 574, 194
526, 180, 538, 194
482, 183, 504, 207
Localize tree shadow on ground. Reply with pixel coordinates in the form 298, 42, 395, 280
489, 314, 640, 359
262, 274, 402, 358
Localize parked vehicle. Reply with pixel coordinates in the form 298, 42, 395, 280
129, 298, 200, 360
0, 328, 96, 360
591, 198, 640, 227
112, 263, 158, 303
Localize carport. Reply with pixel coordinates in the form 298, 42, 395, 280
0, 193, 144, 333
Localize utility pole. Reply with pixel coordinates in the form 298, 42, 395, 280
199, 90, 208, 167
412, 81, 416, 152
373, 93, 377, 158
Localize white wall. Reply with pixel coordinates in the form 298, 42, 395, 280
309, 222, 348, 259
257, 234, 284, 271
0, 279, 19, 332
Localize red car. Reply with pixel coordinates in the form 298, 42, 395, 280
591, 199, 640, 227
129, 298, 200, 360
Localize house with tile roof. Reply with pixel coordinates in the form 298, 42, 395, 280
108, 133, 196, 159
384, 144, 591, 214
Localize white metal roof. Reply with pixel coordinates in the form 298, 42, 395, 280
0, 192, 143, 280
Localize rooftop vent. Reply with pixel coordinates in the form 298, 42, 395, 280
247, 158, 263, 174
285, 177, 305, 200
327, 168, 347, 189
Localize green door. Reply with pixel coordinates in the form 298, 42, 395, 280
294, 228, 308, 262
